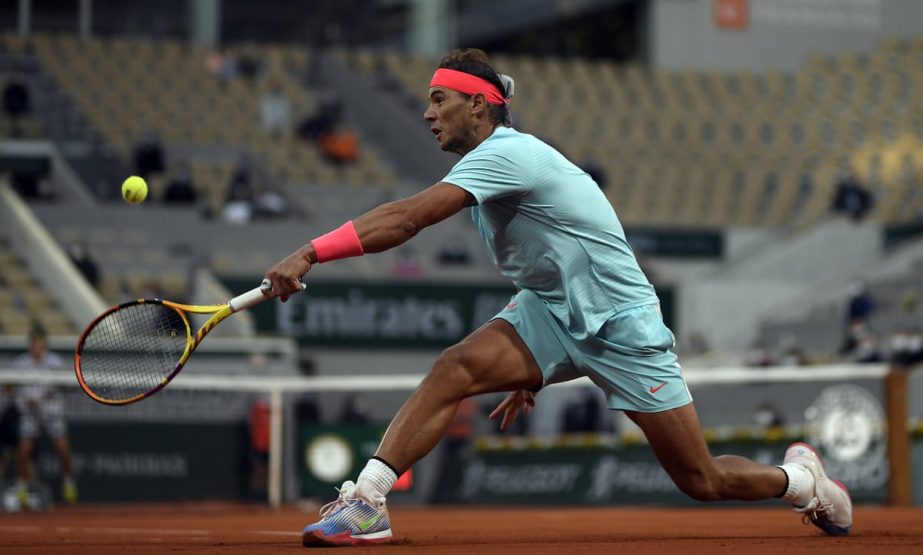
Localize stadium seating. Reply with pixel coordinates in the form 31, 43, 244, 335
25, 33, 397, 214
350, 37, 923, 228
0, 240, 76, 335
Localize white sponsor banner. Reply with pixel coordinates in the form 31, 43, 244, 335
751, 0, 880, 29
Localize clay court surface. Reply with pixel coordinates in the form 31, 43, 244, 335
1, 503, 922, 554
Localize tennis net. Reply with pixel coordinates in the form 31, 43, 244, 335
0, 363, 918, 508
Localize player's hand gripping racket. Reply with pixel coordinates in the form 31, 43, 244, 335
74, 279, 304, 405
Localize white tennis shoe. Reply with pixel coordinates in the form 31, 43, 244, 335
783, 442, 853, 536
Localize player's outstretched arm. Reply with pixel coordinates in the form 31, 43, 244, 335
264, 183, 472, 300
489, 390, 535, 432
352, 182, 472, 253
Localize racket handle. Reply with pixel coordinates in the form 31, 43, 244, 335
228, 279, 306, 312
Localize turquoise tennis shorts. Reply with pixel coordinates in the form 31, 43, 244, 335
494, 289, 692, 413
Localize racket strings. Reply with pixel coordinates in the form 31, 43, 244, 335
78, 303, 189, 402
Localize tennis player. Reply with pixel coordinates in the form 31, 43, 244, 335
13, 325, 77, 507
264, 49, 852, 547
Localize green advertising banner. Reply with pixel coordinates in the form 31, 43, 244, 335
34, 423, 249, 502
433, 437, 893, 506
221, 279, 676, 349
224, 279, 515, 349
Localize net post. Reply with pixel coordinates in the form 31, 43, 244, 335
886, 364, 911, 506
268, 384, 284, 509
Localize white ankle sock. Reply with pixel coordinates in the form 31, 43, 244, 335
355, 458, 397, 501
778, 464, 814, 507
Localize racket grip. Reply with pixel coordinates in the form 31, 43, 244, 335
229, 279, 305, 312
229, 285, 272, 312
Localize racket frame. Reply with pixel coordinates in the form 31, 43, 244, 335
75, 282, 277, 405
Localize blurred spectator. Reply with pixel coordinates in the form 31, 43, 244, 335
296, 93, 342, 142
2, 77, 31, 137
318, 125, 360, 165
841, 280, 875, 359
13, 324, 77, 507
393, 247, 424, 277
437, 236, 471, 266
340, 394, 369, 424
845, 280, 875, 324
163, 167, 198, 205
253, 185, 290, 219
841, 321, 883, 363
222, 165, 255, 224
831, 170, 873, 221
562, 388, 602, 433
66, 241, 99, 288
132, 131, 165, 179
259, 81, 292, 136
206, 47, 238, 81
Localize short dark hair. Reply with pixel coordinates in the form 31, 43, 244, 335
437, 48, 509, 127
28, 322, 46, 341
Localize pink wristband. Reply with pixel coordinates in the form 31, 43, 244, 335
311, 221, 365, 263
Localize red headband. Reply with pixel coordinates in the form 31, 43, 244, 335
430, 68, 508, 105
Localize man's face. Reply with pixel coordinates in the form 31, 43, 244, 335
30, 337, 45, 360
424, 87, 475, 155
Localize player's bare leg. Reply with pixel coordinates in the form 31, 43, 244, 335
627, 403, 852, 535
302, 319, 543, 546
626, 404, 786, 501
376, 318, 543, 472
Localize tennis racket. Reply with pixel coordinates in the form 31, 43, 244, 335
74, 278, 303, 406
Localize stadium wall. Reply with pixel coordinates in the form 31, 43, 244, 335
651, 0, 923, 71
678, 219, 882, 351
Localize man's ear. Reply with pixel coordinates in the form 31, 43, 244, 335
469, 93, 488, 118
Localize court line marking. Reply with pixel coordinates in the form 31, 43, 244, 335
2, 526, 299, 538
0, 526, 41, 533
62, 527, 210, 535
254, 531, 301, 537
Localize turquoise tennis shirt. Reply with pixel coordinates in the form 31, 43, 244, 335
442, 126, 658, 339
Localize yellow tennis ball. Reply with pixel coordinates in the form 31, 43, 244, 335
121, 176, 148, 204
